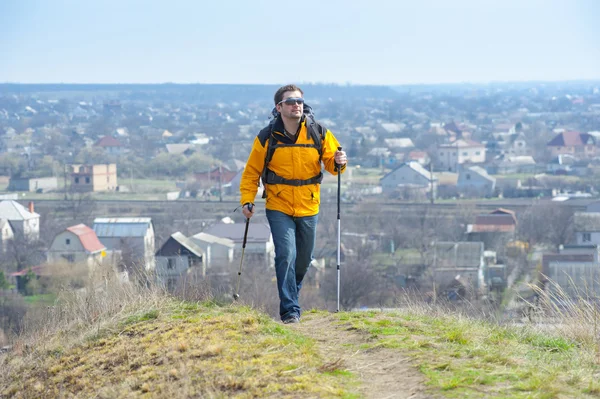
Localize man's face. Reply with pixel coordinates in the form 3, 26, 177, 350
276, 90, 303, 120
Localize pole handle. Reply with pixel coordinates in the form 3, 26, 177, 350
335, 146, 343, 171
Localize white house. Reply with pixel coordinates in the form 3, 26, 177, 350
573, 212, 600, 246
0, 200, 40, 241
457, 166, 496, 198
380, 161, 436, 198
48, 224, 106, 269
0, 219, 15, 253
201, 222, 274, 269
437, 139, 486, 172
155, 232, 205, 291
93, 217, 155, 271
189, 232, 235, 269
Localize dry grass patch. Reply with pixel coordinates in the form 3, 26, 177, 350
1, 300, 360, 398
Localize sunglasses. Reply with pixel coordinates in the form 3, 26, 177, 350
278, 97, 304, 106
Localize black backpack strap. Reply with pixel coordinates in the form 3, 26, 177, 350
306, 115, 326, 164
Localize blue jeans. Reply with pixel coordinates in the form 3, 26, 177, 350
266, 209, 318, 321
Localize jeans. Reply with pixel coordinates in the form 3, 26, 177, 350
266, 209, 318, 321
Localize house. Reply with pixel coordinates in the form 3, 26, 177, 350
541, 245, 600, 298
155, 232, 205, 291
587, 201, 600, 212
0, 200, 39, 241
69, 163, 118, 192
8, 177, 58, 193
365, 147, 394, 168
406, 151, 430, 166
165, 144, 195, 156
489, 132, 529, 157
547, 154, 577, 175
0, 219, 15, 253
546, 131, 596, 158
437, 139, 486, 172
189, 232, 235, 269
433, 241, 485, 299
93, 217, 155, 272
486, 155, 537, 175
194, 166, 238, 189
94, 135, 126, 155
383, 138, 414, 152
201, 222, 274, 269
380, 161, 436, 198
47, 224, 106, 269
573, 212, 600, 245
457, 166, 496, 198
467, 209, 517, 251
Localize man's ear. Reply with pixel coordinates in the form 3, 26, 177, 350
276, 104, 282, 113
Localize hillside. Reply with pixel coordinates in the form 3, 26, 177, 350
1, 298, 600, 398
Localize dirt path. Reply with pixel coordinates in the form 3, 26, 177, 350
293, 314, 437, 399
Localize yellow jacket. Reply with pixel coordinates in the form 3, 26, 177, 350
240, 116, 345, 217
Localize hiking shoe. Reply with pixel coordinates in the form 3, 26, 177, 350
282, 316, 300, 324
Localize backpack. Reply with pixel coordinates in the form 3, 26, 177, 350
259, 104, 326, 197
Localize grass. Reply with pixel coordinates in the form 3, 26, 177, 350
335, 309, 600, 398
22, 293, 57, 306
3, 265, 600, 398
1, 299, 358, 398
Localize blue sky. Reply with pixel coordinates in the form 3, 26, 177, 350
1, 0, 599, 85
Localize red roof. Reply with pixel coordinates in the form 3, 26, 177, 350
547, 131, 595, 147
10, 265, 48, 277
66, 224, 106, 253
95, 135, 123, 147
407, 151, 427, 160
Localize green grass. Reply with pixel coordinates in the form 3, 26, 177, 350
336, 310, 600, 398
22, 293, 57, 305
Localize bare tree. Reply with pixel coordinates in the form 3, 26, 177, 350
518, 202, 574, 250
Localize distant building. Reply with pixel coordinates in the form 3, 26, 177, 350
546, 131, 596, 158
573, 212, 600, 246
201, 222, 274, 269
8, 176, 58, 192
189, 232, 235, 269
433, 242, 485, 299
542, 245, 600, 298
155, 232, 205, 291
93, 217, 155, 273
457, 166, 496, 198
94, 136, 126, 155
47, 224, 106, 268
380, 161, 436, 199
69, 164, 118, 192
437, 139, 486, 172
0, 200, 39, 241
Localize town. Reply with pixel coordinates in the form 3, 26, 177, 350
1, 81, 600, 344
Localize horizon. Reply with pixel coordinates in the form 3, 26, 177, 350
2, 79, 600, 87
1, 0, 599, 85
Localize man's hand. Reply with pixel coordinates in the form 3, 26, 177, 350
334, 150, 347, 166
242, 203, 254, 219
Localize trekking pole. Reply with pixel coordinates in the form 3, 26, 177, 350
335, 147, 342, 312
233, 203, 253, 301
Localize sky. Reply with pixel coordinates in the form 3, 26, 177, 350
1, 0, 599, 85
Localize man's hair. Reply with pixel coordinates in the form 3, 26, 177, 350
274, 84, 304, 105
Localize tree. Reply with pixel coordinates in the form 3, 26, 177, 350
517, 202, 574, 250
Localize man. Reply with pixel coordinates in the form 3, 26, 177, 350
240, 84, 347, 324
